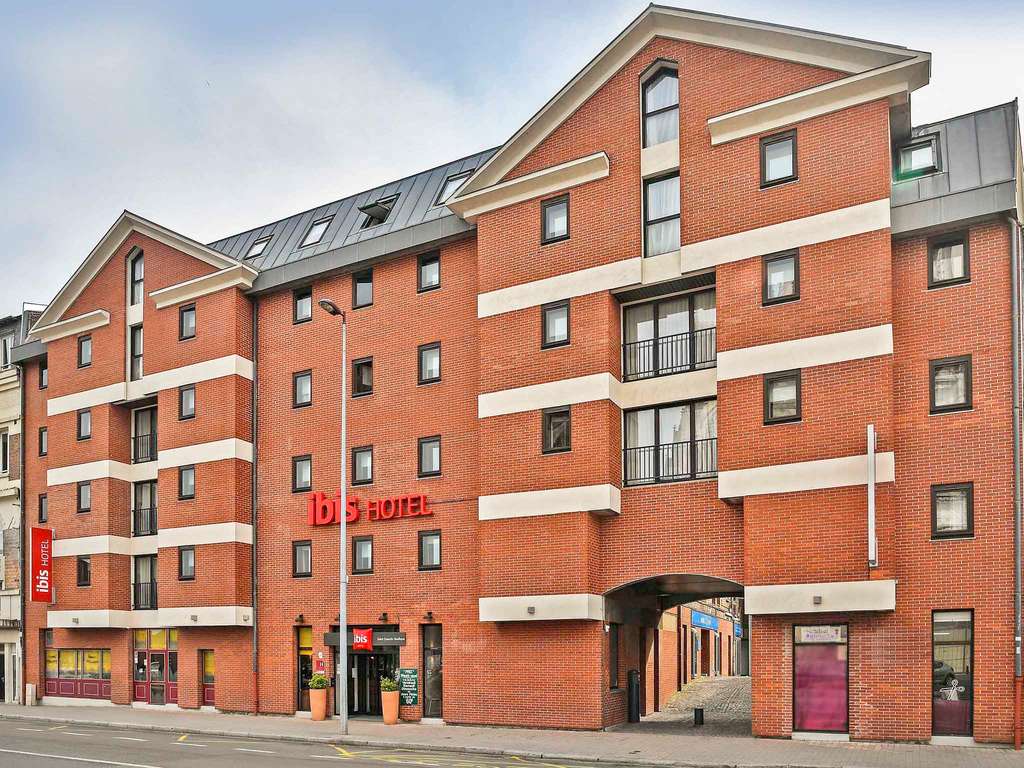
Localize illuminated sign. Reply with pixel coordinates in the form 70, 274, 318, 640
352, 628, 373, 651
30, 527, 53, 603
306, 492, 432, 526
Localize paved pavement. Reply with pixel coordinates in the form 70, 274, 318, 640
0, 701, 1021, 767
616, 676, 752, 737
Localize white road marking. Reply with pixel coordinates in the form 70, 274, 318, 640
0, 747, 165, 768
64, 732, 93, 736
17, 727, 46, 732
176, 742, 207, 747
235, 747, 276, 754
113, 736, 148, 742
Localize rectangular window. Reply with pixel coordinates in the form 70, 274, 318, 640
178, 384, 195, 420
929, 234, 969, 288
133, 555, 157, 609
764, 370, 801, 424
353, 357, 373, 397
178, 546, 195, 581
609, 623, 621, 689
418, 436, 441, 477
541, 300, 570, 349
932, 483, 973, 539
418, 252, 441, 292
77, 409, 92, 440
293, 370, 312, 408
353, 536, 373, 574
353, 269, 373, 309
76, 556, 91, 587
78, 335, 92, 367
541, 195, 569, 244
352, 446, 373, 485
293, 287, 313, 323
39, 426, 47, 456
38, 494, 47, 524
760, 130, 797, 187
642, 67, 679, 148
292, 454, 312, 493
624, 399, 718, 484
129, 324, 143, 381
178, 465, 195, 500
293, 540, 312, 577
762, 250, 799, 305
129, 251, 145, 305
418, 342, 441, 384
179, 304, 196, 340
40, 361, 48, 389
133, 480, 157, 536
246, 236, 271, 259
77, 481, 91, 513
418, 530, 441, 571
644, 174, 680, 257
932, 610, 973, 737
301, 217, 332, 248
793, 624, 848, 733
900, 135, 939, 178
930, 356, 972, 413
0, 431, 7, 475
622, 291, 716, 380
542, 406, 571, 454
0, 335, 13, 370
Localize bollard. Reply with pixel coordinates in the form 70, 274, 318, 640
694, 706, 704, 726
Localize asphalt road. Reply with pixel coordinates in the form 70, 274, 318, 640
0, 718, 605, 768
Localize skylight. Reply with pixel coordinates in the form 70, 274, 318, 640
435, 170, 473, 206
246, 236, 272, 259
359, 195, 399, 229
301, 216, 333, 247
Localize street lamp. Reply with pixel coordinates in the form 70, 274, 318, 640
319, 298, 348, 736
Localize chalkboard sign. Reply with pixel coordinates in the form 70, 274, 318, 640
397, 667, 418, 706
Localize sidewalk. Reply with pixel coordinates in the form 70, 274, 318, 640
0, 702, 1020, 768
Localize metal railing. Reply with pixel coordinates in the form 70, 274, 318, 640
623, 438, 717, 485
133, 581, 158, 610
132, 433, 157, 464
133, 507, 157, 537
622, 327, 716, 381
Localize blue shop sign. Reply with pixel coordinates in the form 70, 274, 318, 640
734, 623, 743, 638
691, 610, 719, 631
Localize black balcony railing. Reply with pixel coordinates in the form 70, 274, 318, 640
622, 327, 716, 382
133, 581, 158, 610
132, 433, 157, 464
623, 438, 717, 485
133, 507, 157, 537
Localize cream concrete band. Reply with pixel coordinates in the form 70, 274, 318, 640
32, 310, 110, 344
717, 451, 895, 498
681, 198, 891, 273
717, 324, 893, 380
49, 354, 254, 416
479, 484, 621, 520
47, 459, 158, 488
744, 578, 897, 614
150, 263, 257, 309
46, 606, 253, 629
640, 139, 679, 178
478, 258, 641, 319
451, 152, 609, 223
707, 54, 930, 145
640, 249, 683, 285
478, 368, 717, 418
156, 437, 253, 469
52, 524, 254, 557
125, 303, 142, 326
479, 593, 604, 622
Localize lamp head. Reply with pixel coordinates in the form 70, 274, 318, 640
318, 299, 343, 317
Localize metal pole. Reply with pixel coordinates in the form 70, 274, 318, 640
1007, 216, 1022, 749
339, 312, 349, 736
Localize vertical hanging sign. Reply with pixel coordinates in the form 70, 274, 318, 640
30, 526, 54, 603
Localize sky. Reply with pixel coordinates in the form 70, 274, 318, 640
0, 0, 1021, 318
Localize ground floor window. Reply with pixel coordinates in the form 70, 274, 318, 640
133, 629, 178, 705
201, 650, 215, 706
793, 624, 848, 733
297, 626, 313, 712
44, 648, 111, 699
933, 610, 973, 737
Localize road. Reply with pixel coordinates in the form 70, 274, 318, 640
0, 718, 605, 768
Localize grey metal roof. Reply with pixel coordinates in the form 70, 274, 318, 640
892, 101, 1020, 235
208, 147, 497, 291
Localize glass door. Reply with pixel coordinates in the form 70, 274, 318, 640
422, 625, 443, 718
793, 625, 848, 733
201, 650, 215, 706
933, 611, 973, 736
297, 627, 313, 712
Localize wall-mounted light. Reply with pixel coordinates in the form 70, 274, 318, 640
379, 612, 389, 623
424, 611, 434, 622
295, 614, 305, 624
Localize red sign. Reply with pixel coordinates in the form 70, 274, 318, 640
306, 492, 432, 526
314, 657, 327, 674
30, 527, 53, 603
352, 628, 373, 651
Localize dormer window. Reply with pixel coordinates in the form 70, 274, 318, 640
300, 217, 333, 248
246, 236, 272, 259
899, 135, 939, 178
359, 195, 398, 229
435, 171, 473, 206
642, 66, 679, 148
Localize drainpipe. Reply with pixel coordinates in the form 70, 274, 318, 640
1010, 216, 1022, 750
16, 361, 25, 706
250, 297, 260, 714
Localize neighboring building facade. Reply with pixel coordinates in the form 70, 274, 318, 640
13, 6, 1024, 745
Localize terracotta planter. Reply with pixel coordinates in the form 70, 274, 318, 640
310, 688, 329, 721
381, 690, 400, 725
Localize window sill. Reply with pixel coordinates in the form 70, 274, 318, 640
759, 176, 799, 190
293, 402, 313, 409
293, 317, 313, 326
352, 391, 373, 399
931, 534, 975, 542
418, 379, 442, 387
929, 407, 973, 416
764, 418, 801, 426
762, 295, 800, 307
417, 285, 441, 294
928, 278, 971, 291
418, 567, 442, 572
541, 341, 570, 351
418, 473, 442, 480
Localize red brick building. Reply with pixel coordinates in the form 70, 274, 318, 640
13, 5, 1024, 746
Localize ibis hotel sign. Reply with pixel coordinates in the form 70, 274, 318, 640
306, 491, 432, 526
30, 526, 53, 603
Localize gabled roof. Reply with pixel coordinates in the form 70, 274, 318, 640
32, 210, 254, 334
452, 4, 929, 203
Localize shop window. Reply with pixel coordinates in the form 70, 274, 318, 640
929, 234, 969, 288
418, 252, 441, 292
793, 624, 848, 733
933, 611, 973, 737
419, 530, 441, 571
293, 540, 312, 578
294, 287, 313, 324
353, 536, 373, 574
764, 370, 801, 424
541, 300, 569, 349
932, 483, 973, 539
353, 357, 373, 397
930, 356, 972, 413
763, 251, 799, 305
418, 343, 441, 384
760, 130, 797, 187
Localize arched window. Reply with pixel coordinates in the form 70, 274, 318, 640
642, 67, 679, 148
129, 251, 144, 306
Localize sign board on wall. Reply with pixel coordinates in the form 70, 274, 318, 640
352, 628, 374, 651
690, 610, 719, 631
29, 527, 53, 603
734, 622, 743, 638
322, 631, 407, 648
795, 625, 847, 644
397, 668, 418, 706
307, 492, 432, 526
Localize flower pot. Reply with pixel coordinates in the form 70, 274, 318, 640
310, 688, 328, 721
381, 689, 400, 725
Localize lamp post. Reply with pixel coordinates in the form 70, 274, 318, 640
318, 298, 348, 735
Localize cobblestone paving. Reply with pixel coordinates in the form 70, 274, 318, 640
615, 675, 753, 737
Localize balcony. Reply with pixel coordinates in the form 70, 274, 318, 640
623, 438, 718, 485
622, 327, 716, 381
133, 581, 158, 610
132, 433, 157, 464
133, 507, 157, 537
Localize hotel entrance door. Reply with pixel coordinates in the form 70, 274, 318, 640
348, 652, 397, 716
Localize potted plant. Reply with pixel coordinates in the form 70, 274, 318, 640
380, 676, 400, 725
308, 672, 331, 721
